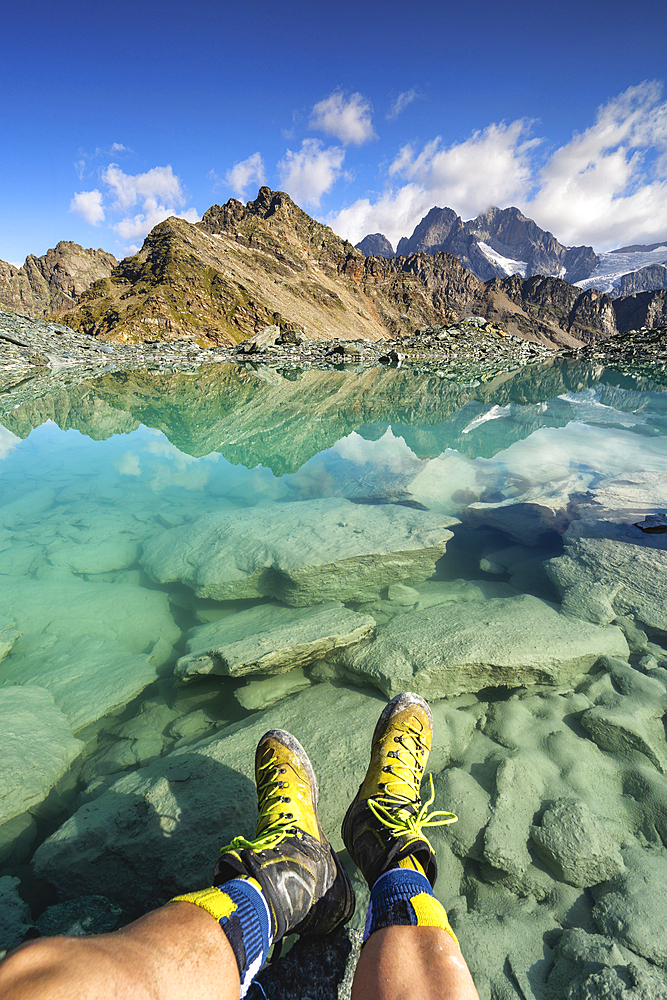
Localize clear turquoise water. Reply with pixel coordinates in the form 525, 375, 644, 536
1, 357, 666, 950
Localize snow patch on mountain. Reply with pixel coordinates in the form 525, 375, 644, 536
575, 245, 667, 294
476, 241, 528, 278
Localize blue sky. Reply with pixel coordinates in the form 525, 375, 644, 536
2, 0, 667, 265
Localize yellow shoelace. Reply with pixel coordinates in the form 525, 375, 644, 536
219, 753, 303, 855
367, 719, 457, 853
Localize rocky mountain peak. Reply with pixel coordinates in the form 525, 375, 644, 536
355, 233, 395, 257
0, 241, 117, 319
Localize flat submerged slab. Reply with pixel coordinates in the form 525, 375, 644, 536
142, 498, 458, 606
176, 601, 376, 679
337, 594, 629, 699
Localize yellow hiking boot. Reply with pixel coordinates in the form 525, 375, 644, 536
342, 693, 457, 888
214, 729, 355, 942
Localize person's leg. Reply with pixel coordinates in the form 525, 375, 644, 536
0, 728, 354, 1000
352, 926, 479, 1000
343, 692, 480, 1000
0, 901, 240, 1000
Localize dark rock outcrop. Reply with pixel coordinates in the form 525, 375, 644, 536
612, 262, 667, 298
395, 205, 599, 284
0, 242, 117, 318
355, 233, 394, 257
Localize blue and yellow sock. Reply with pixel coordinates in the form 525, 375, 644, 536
364, 863, 459, 948
171, 878, 272, 997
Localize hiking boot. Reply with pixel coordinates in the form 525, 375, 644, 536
342, 692, 457, 889
214, 729, 355, 942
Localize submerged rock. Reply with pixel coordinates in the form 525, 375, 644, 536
547, 537, 667, 633
32, 685, 388, 910
0, 576, 179, 667
0, 686, 83, 826
234, 667, 312, 711
593, 846, 667, 967
2, 635, 159, 733
530, 799, 625, 887
0, 877, 32, 953
176, 601, 375, 680
142, 499, 457, 606
336, 594, 628, 699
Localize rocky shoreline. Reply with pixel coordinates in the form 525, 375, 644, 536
3, 306, 667, 387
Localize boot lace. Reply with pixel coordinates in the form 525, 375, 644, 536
367, 720, 457, 853
219, 750, 303, 855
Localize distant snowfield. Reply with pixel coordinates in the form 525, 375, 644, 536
575, 245, 667, 294
476, 241, 527, 277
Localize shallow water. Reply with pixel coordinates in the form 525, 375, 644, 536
1, 357, 667, 996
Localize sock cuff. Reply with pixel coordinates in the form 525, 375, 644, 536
364, 866, 459, 949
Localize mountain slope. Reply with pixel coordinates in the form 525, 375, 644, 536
0, 242, 117, 318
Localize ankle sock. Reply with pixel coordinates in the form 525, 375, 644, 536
171, 878, 272, 997
364, 867, 459, 948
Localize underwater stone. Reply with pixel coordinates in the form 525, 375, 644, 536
593, 846, 667, 967
0, 615, 20, 663
47, 539, 139, 575
0, 876, 32, 953
0, 686, 83, 826
235, 667, 312, 711
176, 601, 375, 680
36, 895, 124, 938
547, 538, 667, 633
530, 799, 624, 887
141, 499, 457, 606
0, 576, 179, 667
336, 594, 629, 700
2, 635, 159, 733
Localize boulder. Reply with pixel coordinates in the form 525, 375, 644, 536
3, 635, 160, 733
0, 877, 32, 952
530, 799, 625, 887
0, 686, 83, 825
32, 684, 389, 910
175, 601, 375, 680
593, 846, 667, 967
142, 499, 457, 606
0, 576, 179, 667
336, 594, 629, 700
236, 325, 281, 354
547, 538, 667, 633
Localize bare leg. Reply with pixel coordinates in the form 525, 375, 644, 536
0, 902, 240, 1000
351, 925, 480, 1000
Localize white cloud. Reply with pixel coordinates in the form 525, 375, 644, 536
527, 81, 667, 248
309, 91, 376, 146
386, 89, 421, 121
278, 139, 345, 207
329, 120, 538, 246
225, 152, 266, 198
114, 204, 200, 242
70, 189, 105, 225
102, 164, 185, 211
71, 163, 200, 245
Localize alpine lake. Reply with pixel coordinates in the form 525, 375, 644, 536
1, 354, 667, 1000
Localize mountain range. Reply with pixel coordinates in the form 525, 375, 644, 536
1, 189, 666, 351
356, 206, 667, 297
